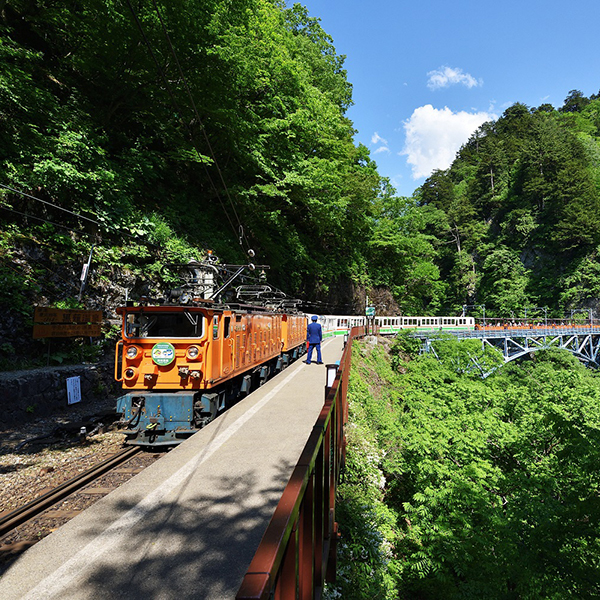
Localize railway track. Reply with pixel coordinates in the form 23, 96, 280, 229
0, 446, 158, 566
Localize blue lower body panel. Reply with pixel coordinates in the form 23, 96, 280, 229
117, 391, 200, 446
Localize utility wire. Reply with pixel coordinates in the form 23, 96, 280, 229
0, 205, 93, 238
0, 187, 160, 249
150, 0, 251, 251
0, 183, 100, 226
124, 0, 241, 248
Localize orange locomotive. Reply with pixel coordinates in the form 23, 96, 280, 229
115, 303, 307, 445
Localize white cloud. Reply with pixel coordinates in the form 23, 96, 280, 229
374, 146, 390, 155
370, 131, 390, 155
427, 66, 482, 90
371, 132, 388, 146
401, 105, 495, 179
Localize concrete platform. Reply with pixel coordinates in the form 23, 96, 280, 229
0, 337, 343, 600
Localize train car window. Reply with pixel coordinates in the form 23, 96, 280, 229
125, 311, 205, 338
236, 315, 242, 322
212, 315, 219, 339
224, 316, 231, 339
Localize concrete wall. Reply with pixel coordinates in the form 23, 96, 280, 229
0, 362, 121, 428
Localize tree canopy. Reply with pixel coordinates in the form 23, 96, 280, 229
417, 92, 600, 317
2, 1, 600, 364
0, 0, 396, 318
332, 337, 600, 599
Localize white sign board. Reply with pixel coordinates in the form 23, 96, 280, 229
66, 376, 82, 405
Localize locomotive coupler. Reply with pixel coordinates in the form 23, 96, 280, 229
131, 396, 146, 413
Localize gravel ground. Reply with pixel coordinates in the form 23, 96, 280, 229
0, 400, 165, 574
0, 397, 124, 515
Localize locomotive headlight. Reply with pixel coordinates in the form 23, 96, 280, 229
126, 346, 140, 359
186, 345, 200, 360
124, 367, 139, 380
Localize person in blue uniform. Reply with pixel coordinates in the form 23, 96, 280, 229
305, 315, 323, 364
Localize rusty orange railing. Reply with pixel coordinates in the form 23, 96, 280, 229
236, 326, 365, 600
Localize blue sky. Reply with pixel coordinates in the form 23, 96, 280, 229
294, 0, 600, 197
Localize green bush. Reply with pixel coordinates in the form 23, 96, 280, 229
335, 338, 600, 598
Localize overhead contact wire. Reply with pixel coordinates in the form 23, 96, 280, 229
0, 183, 100, 226
124, 0, 240, 247
150, 0, 251, 251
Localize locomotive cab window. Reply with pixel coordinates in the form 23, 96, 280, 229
224, 316, 231, 339
125, 311, 205, 338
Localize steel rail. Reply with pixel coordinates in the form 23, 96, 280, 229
0, 446, 141, 537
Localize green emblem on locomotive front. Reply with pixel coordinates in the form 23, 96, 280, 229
151, 342, 175, 366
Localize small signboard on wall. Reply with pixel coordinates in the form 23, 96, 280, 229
33, 308, 102, 339
66, 376, 82, 405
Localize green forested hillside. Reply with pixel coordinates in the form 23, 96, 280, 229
417, 93, 600, 316
0, 1, 386, 303
2, 0, 600, 366
0, 0, 393, 363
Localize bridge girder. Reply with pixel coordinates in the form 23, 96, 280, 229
419, 328, 600, 376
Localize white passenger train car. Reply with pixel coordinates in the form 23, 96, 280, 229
318, 315, 367, 338
308, 315, 475, 338
375, 316, 475, 334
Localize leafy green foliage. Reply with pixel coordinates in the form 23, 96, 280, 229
419, 94, 600, 316
3, 0, 600, 341
336, 338, 600, 598
0, 0, 413, 316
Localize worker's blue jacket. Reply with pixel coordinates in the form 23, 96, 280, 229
306, 322, 323, 344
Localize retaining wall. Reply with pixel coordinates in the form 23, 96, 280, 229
0, 362, 121, 428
